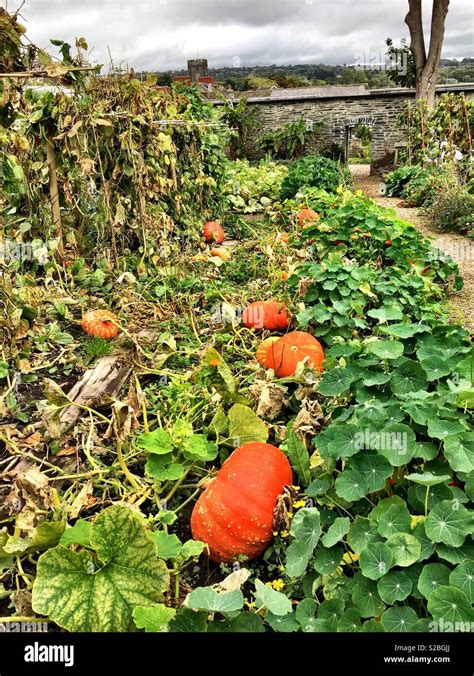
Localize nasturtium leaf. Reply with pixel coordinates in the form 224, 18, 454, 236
59, 521, 92, 548
362, 371, 392, 387
169, 608, 208, 632
390, 359, 428, 395
436, 542, 474, 565
227, 614, 265, 632
377, 504, 411, 539
335, 470, 367, 501
289, 507, 321, 555
427, 586, 474, 625
352, 452, 393, 493
401, 400, 435, 426
286, 431, 311, 485
417, 563, 451, 599
286, 540, 312, 578
443, 433, 474, 473
313, 544, 343, 575
337, 608, 361, 632
412, 522, 436, 562
425, 501, 472, 547
377, 571, 412, 604
360, 542, 393, 580
351, 575, 385, 618
318, 598, 345, 630
295, 598, 319, 632
326, 424, 360, 459
367, 303, 403, 323
254, 579, 292, 616
227, 404, 268, 445
378, 423, 416, 466
348, 517, 380, 553
183, 434, 218, 462
360, 619, 385, 632
369, 496, 406, 524
449, 562, 474, 603
405, 471, 451, 487
32, 506, 169, 632
306, 477, 332, 497
265, 611, 299, 633
149, 531, 182, 559
413, 441, 439, 461
136, 428, 173, 454
367, 340, 404, 360
187, 587, 244, 613
427, 419, 466, 440
321, 517, 350, 548
379, 323, 430, 338
419, 357, 451, 381
381, 606, 419, 632
132, 604, 176, 632
386, 533, 421, 567
317, 368, 354, 396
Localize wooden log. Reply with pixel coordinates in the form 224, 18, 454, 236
58, 355, 132, 430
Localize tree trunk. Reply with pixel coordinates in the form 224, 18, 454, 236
405, 0, 450, 108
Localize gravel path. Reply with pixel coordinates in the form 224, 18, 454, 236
350, 165, 473, 333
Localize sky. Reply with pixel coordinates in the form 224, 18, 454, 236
9, 0, 474, 71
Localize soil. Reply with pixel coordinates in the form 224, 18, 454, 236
350, 165, 474, 334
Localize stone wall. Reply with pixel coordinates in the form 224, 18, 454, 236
216, 85, 474, 174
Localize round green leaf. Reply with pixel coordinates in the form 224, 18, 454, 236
367, 340, 404, 360
378, 423, 416, 467
317, 368, 354, 396
352, 575, 386, 618
322, 517, 350, 547
390, 359, 428, 395
352, 452, 393, 493
313, 544, 343, 575
347, 516, 380, 553
436, 542, 474, 565
449, 562, 474, 603
377, 571, 412, 604
425, 501, 472, 547
386, 533, 421, 567
377, 504, 411, 539
427, 419, 467, 441
381, 606, 419, 632
443, 433, 474, 473
337, 608, 361, 632
360, 542, 393, 580
417, 563, 451, 599
335, 470, 367, 501
427, 586, 474, 625
405, 471, 451, 487
412, 522, 435, 562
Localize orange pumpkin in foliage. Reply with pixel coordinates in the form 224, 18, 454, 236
266, 330, 324, 377
256, 336, 280, 366
191, 442, 293, 563
242, 301, 290, 331
297, 208, 319, 227
203, 221, 225, 244
210, 247, 231, 261
81, 310, 119, 339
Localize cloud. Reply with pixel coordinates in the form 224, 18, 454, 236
11, 0, 474, 71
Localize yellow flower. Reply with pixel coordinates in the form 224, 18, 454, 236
411, 514, 426, 529
281, 530, 289, 538
355, 189, 363, 197
245, 601, 256, 609
336, 186, 344, 194
342, 551, 360, 564
292, 500, 306, 509
273, 531, 279, 537
269, 579, 285, 591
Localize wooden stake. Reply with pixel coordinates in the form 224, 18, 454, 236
45, 138, 64, 257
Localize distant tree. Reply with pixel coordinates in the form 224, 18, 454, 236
405, 0, 450, 108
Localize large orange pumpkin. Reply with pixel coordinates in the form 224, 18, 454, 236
242, 301, 290, 331
191, 442, 293, 563
256, 336, 279, 366
297, 208, 319, 227
203, 221, 225, 244
266, 330, 324, 377
81, 310, 119, 339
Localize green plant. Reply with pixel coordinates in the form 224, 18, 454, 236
428, 189, 474, 234
384, 165, 458, 207
223, 159, 288, 213
218, 97, 260, 159
281, 155, 352, 199
258, 117, 321, 160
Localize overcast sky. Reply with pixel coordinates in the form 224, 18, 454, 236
11, 0, 474, 71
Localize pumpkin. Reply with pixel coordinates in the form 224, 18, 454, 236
280, 271, 289, 281
266, 330, 324, 377
81, 310, 119, 339
203, 221, 225, 244
191, 442, 293, 562
210, 247, 231, 261
256, 336, 279, 366
242, 301, 290, 331
297, 208, 319, 227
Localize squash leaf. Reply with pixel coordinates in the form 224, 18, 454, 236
227, 403, 268, 445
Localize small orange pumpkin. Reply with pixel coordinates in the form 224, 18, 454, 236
280, 271, 290, 281
210, 247, 231, 261
81, 310, 119, 339
203, 221, 225, 244
256, 336, 280, 366
242, 301, 290, 331
297, 208, 319, 227
266, 330, 324, 377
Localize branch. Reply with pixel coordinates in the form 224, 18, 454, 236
0, 66, 96, 79
405, 0, 426, 73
